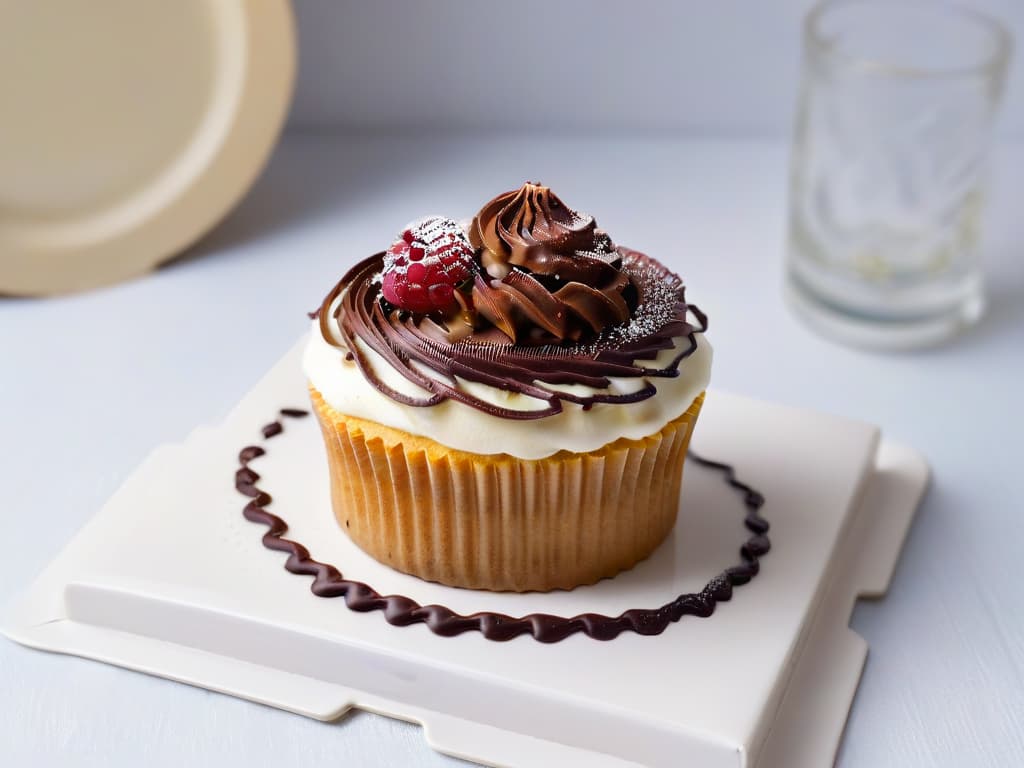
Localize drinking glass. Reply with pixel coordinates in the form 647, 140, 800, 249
786, 0, 1012, 349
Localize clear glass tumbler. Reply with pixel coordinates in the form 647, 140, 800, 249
786, 1, 1012, 349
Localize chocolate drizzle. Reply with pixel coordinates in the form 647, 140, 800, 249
318, 249, 706, 420
314, 184, 709, 420
238, 409, 771, 643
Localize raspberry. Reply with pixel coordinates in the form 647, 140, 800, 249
380, 217, 475, 314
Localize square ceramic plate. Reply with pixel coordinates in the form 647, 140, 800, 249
2, 339, 928, 767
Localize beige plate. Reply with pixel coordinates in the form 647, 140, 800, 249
0, 0, 296, 296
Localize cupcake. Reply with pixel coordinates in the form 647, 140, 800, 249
305, 183, 711, 592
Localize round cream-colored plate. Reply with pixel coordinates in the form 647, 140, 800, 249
0, 0, 296, 295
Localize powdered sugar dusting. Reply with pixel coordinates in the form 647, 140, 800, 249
383, 216, 474, 279
573, 228, 617, 261
589, 255, 685, 351
409, 216, 465, 247
380, 216, 477, 313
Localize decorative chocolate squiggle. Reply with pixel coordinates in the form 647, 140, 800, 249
238, 409, 771, 643
317, 249, 706, 420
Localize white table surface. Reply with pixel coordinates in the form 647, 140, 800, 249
2, 134, 1022, 768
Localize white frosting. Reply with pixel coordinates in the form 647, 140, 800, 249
303, 304, 712, 459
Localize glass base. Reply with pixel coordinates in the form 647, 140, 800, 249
784, 272, 985, 352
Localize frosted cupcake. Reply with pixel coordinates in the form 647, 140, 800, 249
305, 183, 711, 592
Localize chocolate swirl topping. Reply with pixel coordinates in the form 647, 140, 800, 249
318, 249, 705, 420
469, 183, 634, 343
315, 184, 707, 420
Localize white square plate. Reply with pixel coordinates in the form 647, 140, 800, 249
2, 339, 927, 767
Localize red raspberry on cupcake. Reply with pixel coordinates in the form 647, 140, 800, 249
381, 217, 476, 314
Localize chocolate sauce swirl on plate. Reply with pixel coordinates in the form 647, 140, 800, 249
238, 409, 771, 643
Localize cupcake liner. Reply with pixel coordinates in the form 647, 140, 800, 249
310, 387, 704, 592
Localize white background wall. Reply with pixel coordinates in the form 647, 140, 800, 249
288, 0, 1024, 138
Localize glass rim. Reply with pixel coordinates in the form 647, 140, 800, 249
805, 0, 1013, 79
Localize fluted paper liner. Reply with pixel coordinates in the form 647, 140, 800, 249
310, 388, 704, 592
